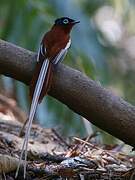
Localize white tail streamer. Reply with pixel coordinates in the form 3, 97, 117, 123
15, 59, 49, 179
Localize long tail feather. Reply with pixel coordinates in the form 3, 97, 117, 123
38, 63, 53, 103
29, 60, 43, 102
15, 59, 49, 179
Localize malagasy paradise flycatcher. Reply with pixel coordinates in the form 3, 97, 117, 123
15, 17, 80, 178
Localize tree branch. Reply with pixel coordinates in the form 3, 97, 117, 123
0, 39, 135, 147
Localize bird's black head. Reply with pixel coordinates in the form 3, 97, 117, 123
54, 17, 80, 26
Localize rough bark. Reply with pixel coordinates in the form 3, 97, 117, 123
0, 39, 135, 147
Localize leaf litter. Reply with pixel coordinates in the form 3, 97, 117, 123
0, 94, 134, 179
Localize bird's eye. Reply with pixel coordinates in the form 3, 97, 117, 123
63, 19, 69, 24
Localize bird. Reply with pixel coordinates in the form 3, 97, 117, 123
15, 17, 80, 179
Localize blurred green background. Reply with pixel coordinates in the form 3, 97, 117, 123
0, 0, 135, 144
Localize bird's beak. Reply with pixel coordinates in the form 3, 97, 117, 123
72, 20, 80, 25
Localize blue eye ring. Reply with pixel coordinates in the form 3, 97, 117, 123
63, 19, 69, 24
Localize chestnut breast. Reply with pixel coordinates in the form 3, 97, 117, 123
42, 26, 70, 61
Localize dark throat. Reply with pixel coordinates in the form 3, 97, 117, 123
52, 24, 73, 35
